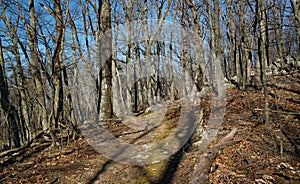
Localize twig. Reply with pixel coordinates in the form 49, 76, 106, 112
100, 118, 123, 122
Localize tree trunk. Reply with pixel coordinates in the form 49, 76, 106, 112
238, 3, 248, 90
225, 0, 235, 79
206, 0, 224, 94
180, 1, 190, 97
52, 0, 64, 131
27, 0, 48, 133
0, 38, 21, 148
212, 0, 224, 95
168, 1, 178, 101
98, 0, 113, 119
257, 0, 270, 124
290, 0, 300, 66
186, 0, 205, 92
271, 0, 285, 63
14, 40, 31, 143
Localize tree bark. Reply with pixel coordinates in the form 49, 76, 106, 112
0, 37, 21, 148
206, 0, 224, 95
257, 0, 270, 124
290, 0, 300, 67
27, 0, 48, 134
52, 0, 65, 131
185, 0, 205, 92
97, 0, 113, 119
121, 0, 134, 111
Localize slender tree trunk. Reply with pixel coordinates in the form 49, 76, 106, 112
290, 0, 300, 66
14, 41, 31, 143
168, 1, 178, 101
135, 43, 144, 107
212, 0, 224, 95
258, 0, 270, 124
238, 3, 248, 90
186, 0, 205, 92
272, 0, 285, 63
264, 7, 270, 70
121, 0, 133, 110
225, 0, 235, 79
125, 19, 132, 110
0, 38, 21, 148
206, 0, 224, 94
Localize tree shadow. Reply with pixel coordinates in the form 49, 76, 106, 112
158, 138, 192, 184
85, 104, 199, 184
87, 159, 114, 184
85, 123, 162, 184
157, 106, 199, 184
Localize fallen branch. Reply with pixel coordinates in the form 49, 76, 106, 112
286, 98, 300, 105
0, 130, 46, 158
254, 108, 300, 115
100, 118, 123, 122
189, 128, 237, 184
0, 147, 23, 158
267, 83, 300, 95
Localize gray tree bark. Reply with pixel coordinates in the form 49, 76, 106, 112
257, 0, 270, 124
97, 0, 113, 119
52, 0, 65, 131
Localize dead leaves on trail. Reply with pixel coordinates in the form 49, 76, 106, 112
208, 73, 300, 184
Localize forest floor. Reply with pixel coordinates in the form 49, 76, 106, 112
0, 72, 300, 184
